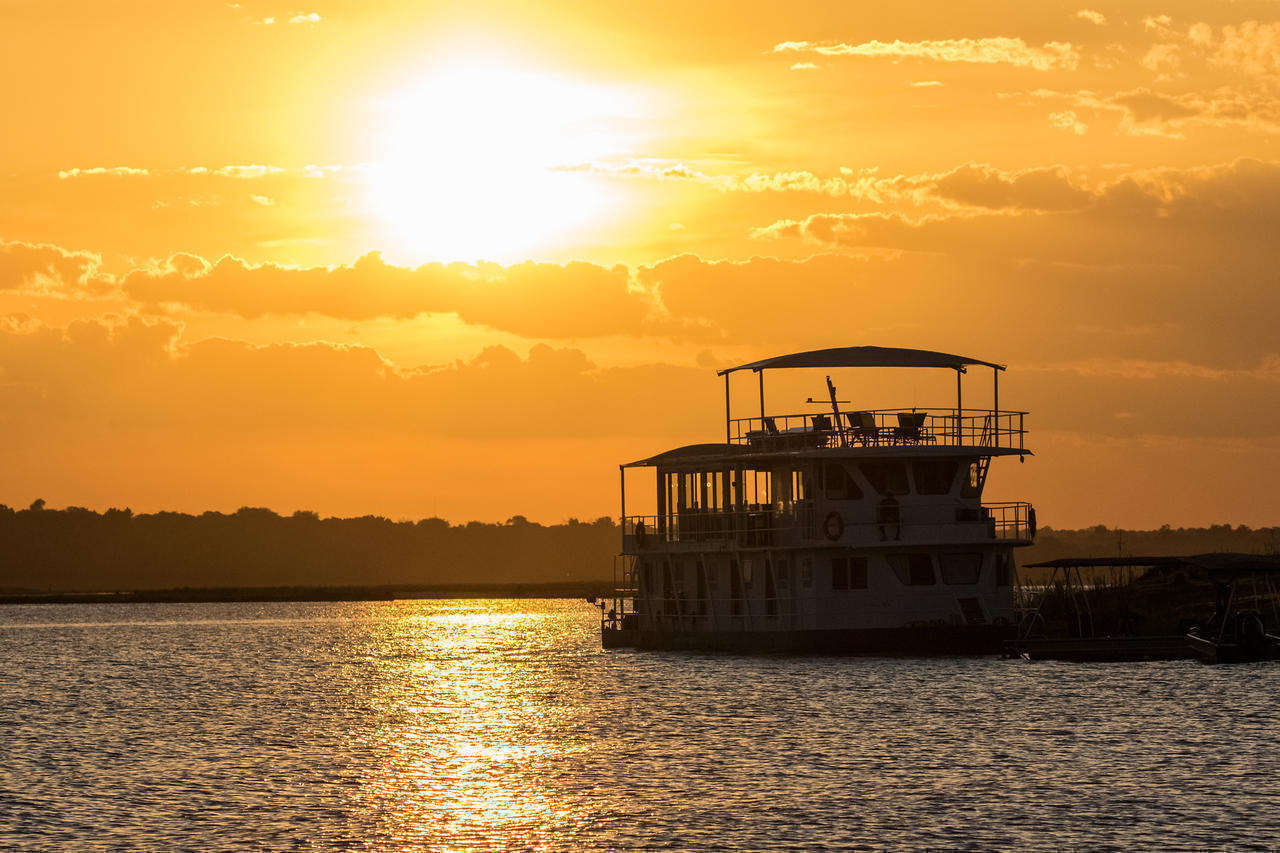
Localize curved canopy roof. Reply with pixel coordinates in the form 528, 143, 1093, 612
623, 443, 739, 468
1026, 553, 1280, 577
717, 346, 1004, 376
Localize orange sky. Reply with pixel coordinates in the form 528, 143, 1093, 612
1, 0, 1278, 527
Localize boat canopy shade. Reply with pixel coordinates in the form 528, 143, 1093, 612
1026, 553, 1280, 577
623, 443, 740, 469
716, 346, 1004, 376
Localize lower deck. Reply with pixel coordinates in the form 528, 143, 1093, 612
604, 544, 1018, 650
604, 622, 1010, 654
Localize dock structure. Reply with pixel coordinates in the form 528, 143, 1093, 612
601, 345, 1035, 654
1015, 553, 1280, 662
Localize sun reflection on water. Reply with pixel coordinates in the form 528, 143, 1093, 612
352, 600, 593, 847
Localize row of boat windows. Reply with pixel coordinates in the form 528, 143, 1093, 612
667, 460, 982, 513
829, 550, 1008, 584
645, 551, 1012, 601
823, 460, 981, 500
831, 552, 1012, 589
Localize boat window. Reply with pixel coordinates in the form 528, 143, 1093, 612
860, 462, 910, 496
800, 557, 813, 589
730, 559, 743, 616
994, 552, 1013, 587
939, 552, 983, 585
695, 560, 708, 616
913, 460, 958, 495
764, 559, 777, 615
791, 469, 810, 502
888, 553, 936, 586
823, 463, 863, 501
832, 556, 868, 590
662, 560, 677, 615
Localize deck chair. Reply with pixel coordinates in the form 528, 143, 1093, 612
846, 411, 880, 445
806, 414, 834, 448
893, 411, 931, 444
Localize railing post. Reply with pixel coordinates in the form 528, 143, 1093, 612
724, 372, 731, 444
758, 369, 765, 421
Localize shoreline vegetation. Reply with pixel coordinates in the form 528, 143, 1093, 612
0, 582, 614, 605
0, 500, 1276, 603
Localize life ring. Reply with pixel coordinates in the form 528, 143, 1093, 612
823, 511, 844, 541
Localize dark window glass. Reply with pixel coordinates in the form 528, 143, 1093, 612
823, 463, 863, 500
939, 552, 983, 584
662, 560, 676, 615
908, 554, 935, 585
696, 560, 708, 616
832, 557, 848, 590
730, 559, 743, 615
860, 462, 910, 496
995, 552, 1012, 587
848, 556, 868, 589
765, 559, 777, 615
889, 554, 936, 585
913, 460, 958, 495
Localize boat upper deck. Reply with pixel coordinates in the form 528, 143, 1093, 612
727, 407, 1026, 454
703, 346, 1028, 457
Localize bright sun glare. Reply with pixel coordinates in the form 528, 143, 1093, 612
366, 59, 644, 263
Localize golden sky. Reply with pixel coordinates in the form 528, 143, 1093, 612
1, 0, 1278, 526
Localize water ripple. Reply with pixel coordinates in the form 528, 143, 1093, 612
1, 599, 1278, 850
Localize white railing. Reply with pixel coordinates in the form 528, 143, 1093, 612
728, 408, 1026, 452
621, 501, 1035, 551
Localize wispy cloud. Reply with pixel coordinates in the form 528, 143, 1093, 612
773, 37, 1080, 71
1076, 9, 1107, 26
1049, 110, 1089, 135
58, 167, 150, 179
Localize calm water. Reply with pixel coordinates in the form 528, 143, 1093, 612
1, 600, 1278, 850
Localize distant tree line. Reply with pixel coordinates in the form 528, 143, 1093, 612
0, 501, 617, 592
0, 501, 1275, 593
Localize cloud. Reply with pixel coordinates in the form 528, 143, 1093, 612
213, 165, 287, 179
1135, 18, 1280, 82
57, 167, 150, 179
1021, 86, 1280, 137
119, 251, 688, 339
773, 37, 1080, 71
909, 80, 944, 87
0, 239, 106, 296
250, 195, 275, 206
790, 62, 819, 71
288, 12, 321, 24
1049, 110, 1088, 134
1209, 21, 1280, 78
752, 158, 1280, 273
556, 159, 1095, 212
1076, 9, 1107, 26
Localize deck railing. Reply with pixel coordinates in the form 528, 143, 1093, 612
727, 408, 1026, 452
622, 500, 1034, 551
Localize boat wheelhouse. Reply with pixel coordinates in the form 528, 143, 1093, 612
601, 346, 1035, 654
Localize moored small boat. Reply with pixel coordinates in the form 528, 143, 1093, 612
1186, 613, 1280, 664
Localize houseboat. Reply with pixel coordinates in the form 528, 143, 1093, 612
601, 346, 1035, 654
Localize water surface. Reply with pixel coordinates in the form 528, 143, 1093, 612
2, 599, 1278, 849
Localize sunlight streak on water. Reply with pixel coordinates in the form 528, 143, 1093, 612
2, 599, 1279, 849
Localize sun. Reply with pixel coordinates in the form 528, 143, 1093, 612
364, 57, 645, 263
